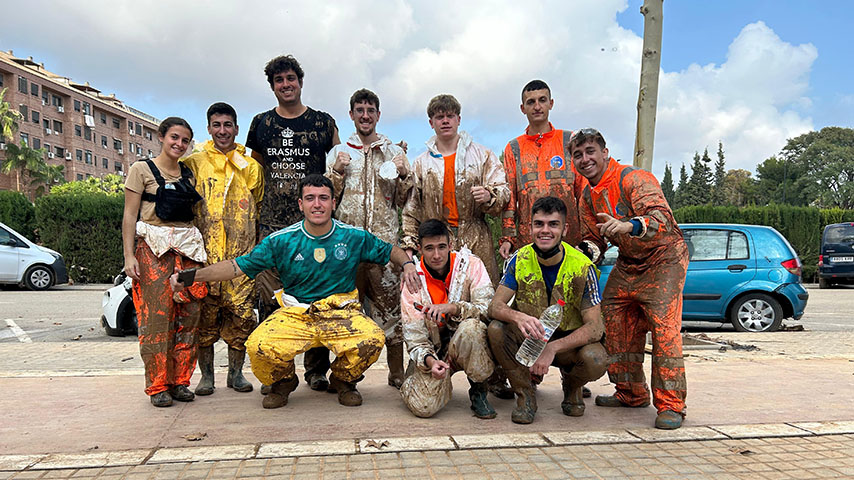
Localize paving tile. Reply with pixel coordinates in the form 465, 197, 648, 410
33, 450, 151, 470
627, 426, 728, 442
257, 439, 355, 458
0, 455, 43, 471
359, 436, 454, 454
147, 444, 256, 464
790, 421, 854, 435
451, 433, 548, 450
711, 423, 812, 439
542, 430, 640, 446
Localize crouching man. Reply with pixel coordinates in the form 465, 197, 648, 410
488, 197, 608, 424
171, 174, 418, 408
400, 219, 497, 419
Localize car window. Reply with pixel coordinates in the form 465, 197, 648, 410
825, 225, 854, 244
0, 227, 17, 247
727, 231, 749, 259
684, 229, 749, 261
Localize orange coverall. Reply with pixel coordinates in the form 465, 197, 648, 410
501, 126, 587, 250
579, 157, 689, 415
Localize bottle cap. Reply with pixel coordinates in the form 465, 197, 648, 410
556, 299, 566, 306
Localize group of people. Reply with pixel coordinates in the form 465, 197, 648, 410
122, 53, 689, 431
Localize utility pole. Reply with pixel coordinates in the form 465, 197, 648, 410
633, 0, 664, 171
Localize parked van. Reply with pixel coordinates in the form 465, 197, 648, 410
818, 222, 854, 289
0, 221, 68, 290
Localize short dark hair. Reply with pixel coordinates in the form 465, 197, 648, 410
157, 117, 193, 139
417, 219, 451, 243
264, 55, 304, 87
349, 89, 380, 111
427, 94, 461, 118
531, 196, 567, 218
206, 102, 237, 125
522, 80, 550, 101
298, 173, 333, 197
568, 128, 607, 153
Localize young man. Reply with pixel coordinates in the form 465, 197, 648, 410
245, 54, 340, 391
401, 94, 509, 285
499, 80, 588, 261
184, 102, 264, 396
171, 175, 419, 409
399, 219, 496, 419
488, 197, 608, 425
326, 89, 413, 388
569, 128, 689, 430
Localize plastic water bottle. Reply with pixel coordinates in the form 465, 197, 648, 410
515, 299, 565, 367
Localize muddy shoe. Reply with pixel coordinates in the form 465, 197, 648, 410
468, 379, 497, 419
150, 391, 172, 407
511, 388, 537, 424
655, 410, 684, 430
226, 347, 253, 393
306, 373, 329, 392
486, 367, 515, 400
561, 386, 585, 417
386, 343, 405, 389
260, 384, 271, 395
195, 345, 215, 396
582, 386, 591, 398
329, 375, 362, 407
595, 394, 650, 408
262, 376, 299, 409
169, 385, 195, 402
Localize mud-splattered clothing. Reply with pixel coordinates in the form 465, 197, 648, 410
184, 141, 263, 349
246, 290, 384, 385
325, 132, 413, 347
402, 131, 510, 285
579, 157, 689, 415
501, 125, 586, 250
399, 249, 495, 417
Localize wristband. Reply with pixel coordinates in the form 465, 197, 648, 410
402, 260, 415, 268
176, 268, 198, 285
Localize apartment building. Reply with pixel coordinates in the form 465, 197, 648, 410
0, 50, 161, 193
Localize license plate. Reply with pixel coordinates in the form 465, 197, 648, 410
831, 256, 854, 263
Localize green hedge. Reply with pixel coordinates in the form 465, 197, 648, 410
35, 192, 124, 283
674, 205, 854, 282
0, 191, 35, 239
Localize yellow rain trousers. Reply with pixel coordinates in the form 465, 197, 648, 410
245, 290, 385, 385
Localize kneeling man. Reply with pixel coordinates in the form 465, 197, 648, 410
400, 219, 496, 419
171, 174, 418, 409
488, 196, 608, 424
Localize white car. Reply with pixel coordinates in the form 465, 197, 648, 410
101, 272, 137, 337
0, 221, 68, 290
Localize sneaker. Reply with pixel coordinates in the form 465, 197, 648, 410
655, 410, 683, 430
169, 385, 195, 402
150, 391, 173, 407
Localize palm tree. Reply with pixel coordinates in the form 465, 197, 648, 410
0, 87, 21, 142
30, 162, 65, 197
1, 142, 46, 192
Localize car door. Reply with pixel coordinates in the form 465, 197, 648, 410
0, 226, 21, 282
682, 228, 757, 319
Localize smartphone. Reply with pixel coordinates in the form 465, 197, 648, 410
413, 302, 445, 328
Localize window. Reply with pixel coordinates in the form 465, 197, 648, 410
85, 150, 93, 164
145, 131, 152, 141
75, 125, 82, 137
128, 122, 134, 135
19, 105, 28, 119
0, 74, 4, 88
102, 158, 108, 169
727, 232, 749, 259
114, 161, 123, 172
43, 119, 50, 131
18, 76, 27, 93
33, 138, 41, 149
53, 120, 63, 133
683, 230, 750, 261
82, 102, 91, 115
20, 133, 29, 146
41, 90, 48, 105
52, 95, 62, 107
73, 99, 81, 112
84, 126, 92, 141
137, 143, 142, 154
112, 117, 120, 129
30, 83, 39, 96
44, 143, 51, 154
55, 146, 64, 157
100, 112, 106, 124
32, 111, 39, 123
129, 143, 135, 153
76, 149, 83, 162
76, 174, 83, 181
0, 227, 16, 246
135, 123, 142, 136
147, 149, 153, 157
113, 139, 122, 150
101, 135, 108, 147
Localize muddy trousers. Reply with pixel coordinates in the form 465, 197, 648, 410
400, 318, 494, 418
356, 262, 403, 346
198, 288, 256, 350
132, 241, 206, 396
488, 320, 609, 393
602, 261, 687, 415
245, 291, 385, 385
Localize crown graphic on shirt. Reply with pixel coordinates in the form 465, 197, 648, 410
281, 127, 295, 138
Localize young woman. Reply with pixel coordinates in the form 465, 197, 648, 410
122, 117, 208, 407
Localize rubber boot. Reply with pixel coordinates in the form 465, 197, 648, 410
262, 376, 299, 409
655, 410, 684, 430
467, 379, 497, 419
329, 375, 363, 407
504, 362, 537, 424
194, 345, 215, 396
226, 347, 253, 392
595, 393, 651, 408
486, 364, 515, 400
560, 369, 585, 417
386, 343, 405, 389
150, 391, 172, 407
304, 347, 331, 392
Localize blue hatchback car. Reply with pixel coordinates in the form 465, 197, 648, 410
599, 224, 809, 332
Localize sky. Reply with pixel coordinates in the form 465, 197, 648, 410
2, 0, 852, 180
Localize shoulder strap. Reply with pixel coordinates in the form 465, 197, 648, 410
178, 161, 194, 181
143, 159, 166, 187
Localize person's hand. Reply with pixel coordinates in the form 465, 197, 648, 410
471, 186, 491, 204
596, 213, 632, 237
393, 154, 409, 177
515, 313, 545, 341
396, 140, 408, 154
123, 257, 140, 281
422, 303, 458, 325
169, 272, 184, 292
333, 151, 351, 175
427, 357, 450, 379
530, 343, 555, 376
499, 241, 513, 259
402, 262, 420, 294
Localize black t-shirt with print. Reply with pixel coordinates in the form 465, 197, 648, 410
246, 107, 337, 231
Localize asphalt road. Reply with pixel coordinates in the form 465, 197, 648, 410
0, 283, 852, 343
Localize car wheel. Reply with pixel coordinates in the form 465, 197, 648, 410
101, 315, 123, 337
819, 277, 830, 289
731, 293, 783, 333
23, 265, 54, 291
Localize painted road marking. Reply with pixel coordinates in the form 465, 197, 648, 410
4, 319, 32, 343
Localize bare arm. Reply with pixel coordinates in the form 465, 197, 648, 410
488, 285, 545, 340
170, 259, 244, 291
121, 189, 142, 280
389, 246, 420, 294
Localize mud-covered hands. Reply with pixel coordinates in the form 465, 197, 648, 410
596, 213, 632, 238
498, 241, 513, 259
396, 140, 408, 154
422, 303, 459, 324
530, 343, 555, 376
470, 186, 491, 205
401, 261, 420, 294
515, 313, 545, 341
425, 354, 450, 379
393, 153, 409, 177
332, 151, 351, 175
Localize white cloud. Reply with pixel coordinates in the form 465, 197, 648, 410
0, 3, 818, 179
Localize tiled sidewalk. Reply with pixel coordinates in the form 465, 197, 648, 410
3, 422, 854, 479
